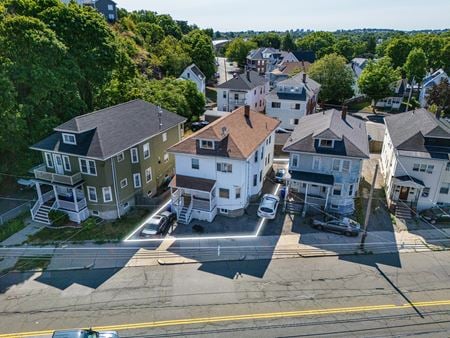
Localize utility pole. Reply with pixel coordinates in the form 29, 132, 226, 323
360, 163, 378, 250
405, 76, 415, 112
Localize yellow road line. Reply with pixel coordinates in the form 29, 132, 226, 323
1, 299, 450, 338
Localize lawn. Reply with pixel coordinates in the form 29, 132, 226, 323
27, 208, 150, 244
348, 99, 372, 112
0, 213, 28, 242
12, 257, 51, 272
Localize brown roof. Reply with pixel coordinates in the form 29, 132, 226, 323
169, 175, 216, 192
169, 107, 281, 160
272, 61, 311, 76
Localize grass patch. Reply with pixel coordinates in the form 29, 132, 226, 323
205, 87, 217, 103
13, 257, 50, 272
348, 99, 372, 112
27, 208, 150, 244
354, 195, 365, 224
0, 213, 28, 242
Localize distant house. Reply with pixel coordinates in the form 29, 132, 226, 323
168, 106, 280, 223
216, 70, 269, 112
419, 69, 449, 107
265, 72, 321, 130
376, 78, 409, 110
283, 109, 369, 215
269, 60, 311, 87
179, 64, 206, 95
381, 109, 450, 216
351, 58, 369, 78
61, 0, 118, 22
246, 47, 279, 74
266, 51, 299, 73
29, 100, 186, 224
292, 51, 316, 64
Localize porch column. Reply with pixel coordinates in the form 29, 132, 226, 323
52, 185, 58, 206
302, 183, 308, 217
324, 186, 330, 210
72, 187, 79, 213
209, 190, 212, 211
35, 182, 43, 203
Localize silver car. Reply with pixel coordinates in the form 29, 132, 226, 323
311, 217, 361, 236
257, 194, 280, 219
52, 329, 119, 338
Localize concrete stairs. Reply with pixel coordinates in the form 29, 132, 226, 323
33, 204, 52, 224
395, 203, 412, 220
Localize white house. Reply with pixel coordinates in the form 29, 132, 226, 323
179, 64, 206, 95
216, 70, 269, 113
283, 109, 370, 216
375, 78, 409, 110
381, 109, 450, 217
351, 58, 369, 78
168, 106, 280, 224
266, 72, 321, 130
419, 69, 449, 107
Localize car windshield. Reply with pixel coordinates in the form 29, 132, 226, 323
260, 207, 274, 213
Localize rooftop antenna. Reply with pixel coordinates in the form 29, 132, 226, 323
158, 106, 163, 130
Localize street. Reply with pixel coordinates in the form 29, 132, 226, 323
0, 251, 449, 337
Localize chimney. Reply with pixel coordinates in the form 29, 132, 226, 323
341, 106, 347, 120
244, 105, 250, 118
246, 69, 251, 82
302, 73, 307, 83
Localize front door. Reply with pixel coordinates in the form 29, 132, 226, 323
53, 154, 64, 174
399, 186, 409, 201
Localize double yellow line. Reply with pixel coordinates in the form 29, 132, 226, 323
1, 299, 450, 337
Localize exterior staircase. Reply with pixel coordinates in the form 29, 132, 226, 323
178, 196, 193, 225
395, 203, 412, 220
33, 204, 52, 224
285, 201, 303, 214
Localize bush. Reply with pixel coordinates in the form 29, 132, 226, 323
48, 210, 69, 227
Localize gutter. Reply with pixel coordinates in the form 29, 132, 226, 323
110, 158, 121, 219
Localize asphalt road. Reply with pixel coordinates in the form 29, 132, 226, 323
1, 251, 450, 337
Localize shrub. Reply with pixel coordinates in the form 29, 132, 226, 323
48, 210, 69, 227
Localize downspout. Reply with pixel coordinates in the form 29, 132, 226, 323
111, 158, 121, 219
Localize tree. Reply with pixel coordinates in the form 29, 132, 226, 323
427, 78, 450, 116
441, 42, 450, 74
137, 22, 164, 45
385, 37, 413, 69
296, 32, 336, 58
308, 53, 354, 104
333, 38, 355, 61
153, 36, 191, 77
281, 32, 296, 52
403, 48, 427, 85
225, 38, 257, 67
251, 32, 281, 49
182, 29, 215, 79
156, 14, 182, 39
358, 57, 400, 110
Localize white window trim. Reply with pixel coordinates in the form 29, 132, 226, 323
117, 152, 125, 162
133, 173, 142, 188
143, 143, 150, 159
200, 140, 214, 149
62, 155, 71, 172
163, 153, 169, 163
145, 167, 152, 183
319, 139, 334, 148
87, 186, 97, 202
62, 133, 76, 145
45, 152, 54, 168
78, 158, 97, 176
102, 187, 113, 203
130, 147, 139, 163
162, 132, 167, 142
120, 178, 128, 189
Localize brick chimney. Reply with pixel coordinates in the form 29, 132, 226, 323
244, 105, 250, 118
342, 106, 348, 120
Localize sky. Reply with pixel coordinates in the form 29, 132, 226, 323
115, 0, 450, 32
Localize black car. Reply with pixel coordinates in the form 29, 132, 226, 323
191, 121, 209, 132
420, 207, 450, 224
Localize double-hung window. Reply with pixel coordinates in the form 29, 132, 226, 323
133, 173, 142, 188
440, 183, 450, 194
219, 188, 230, 199
292, 154, 299, 168
62, 133, 76, 145
62, 155, 71, 172
102, 187, 112, 202
117, 152, 125, 162
145, 167, 152, 183
143, 143, 150, 159
130, 148, 139, 163
313, 157, 321, 171
191, 158, 200, 170
333, 184, 342, 196
79, 158, 97, 176
87, 186, 97, 202
45, 153, 54, 168
120, 178, 128, 189
216, 162, 232, 173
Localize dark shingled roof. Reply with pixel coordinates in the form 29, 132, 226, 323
290, 171, 334, 186
283, 109, 370, 158
185, 63, 205, 79
385, 109, 450, 160
169, 175, 216, 192
31, 100, 186, 160
216, 70, 267, 90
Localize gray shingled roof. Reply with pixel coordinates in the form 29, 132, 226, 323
187, 63, 205, 79
247, 47, 278, 60
267, 72, 320, 101
283, 109, 370, 158
216, 70, 267, 90
31, 100, 186, 160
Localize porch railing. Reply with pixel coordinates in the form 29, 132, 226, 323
192, 197, 216, 211
34, 164, 83, 186
58, 198, 87, 212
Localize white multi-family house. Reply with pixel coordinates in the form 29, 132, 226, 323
216, 70, 269, 112
266, 72, 321, 130
179, 63, 206, 95
381, 109, 450, 216
168, 106, 280, 224
375, 78, 409, 110
283, 109, 370, 215
419, 69, 449, 107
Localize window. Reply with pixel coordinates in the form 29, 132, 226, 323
45, 153, 54, 168
342, 160, 350, 173
440, 183, 450, 194
254, 89, 256, 95
422, 187, 430, 197
234, 93, 239, 100
200, 140, 214, 149
294, 103, 301, 110
348, 184, 354, 197
130, 148, 139, 163
332, 159, 351, 173
217, 162, 232, 173
426, 165, 434, 174
163, 153, 169, 162
220, 208, 228, 214
133, 173, 142, 188
145, 167, 152, 183
292, 154, 299, 167
413, 163, 420, 171
102, 187, 112, 202
108, 4, 114, 10
62, 155, 71, 172
223, 92, 227, 99
330, 204, 339, 210
332, 159, 341, 171
191, 158, 200, 170
313, 157, 321, 171
92, 210, 99, 216
87, 186, 97, 202
416, 163, 434, 174
62, 133, 76, 145
319, 139, 333, 148
261, 146, 264, 160
162, 133, 167, 142
235, 187, 241, 199
272, 102, 281, 108
260, 170, 263, 182
254, 150, 258, 162
333, 184, 342, 196
120, 178, 128, 189
117, 152, 125, 162
79, 158, 97, 176
143, 143, 150, 159
108, 14, 115, 20
419, 164, 427, 172
187, 72, 190, 78
219, 188, 230, 199
290, 118, 299, 125
446, 162, 450, 171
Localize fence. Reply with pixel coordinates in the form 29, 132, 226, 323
0, 202, 32, 225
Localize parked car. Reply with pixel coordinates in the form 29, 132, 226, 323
191, 121, 209, 132
274, 168, 286, 183
311, 217, 360, 236
420, 206, 450, 224
160, 210, 177, 224
52, 329, 119, 338
257, 194, 280, 219
140, 215, 169, 237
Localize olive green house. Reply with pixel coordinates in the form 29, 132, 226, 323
29, 100, 186, 224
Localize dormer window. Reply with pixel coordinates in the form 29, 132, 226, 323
200, 140, 214, 149
62, 133, 76, 145
319, 139, 334, 148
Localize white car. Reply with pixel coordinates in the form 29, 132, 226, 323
257, 194, 280, 219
